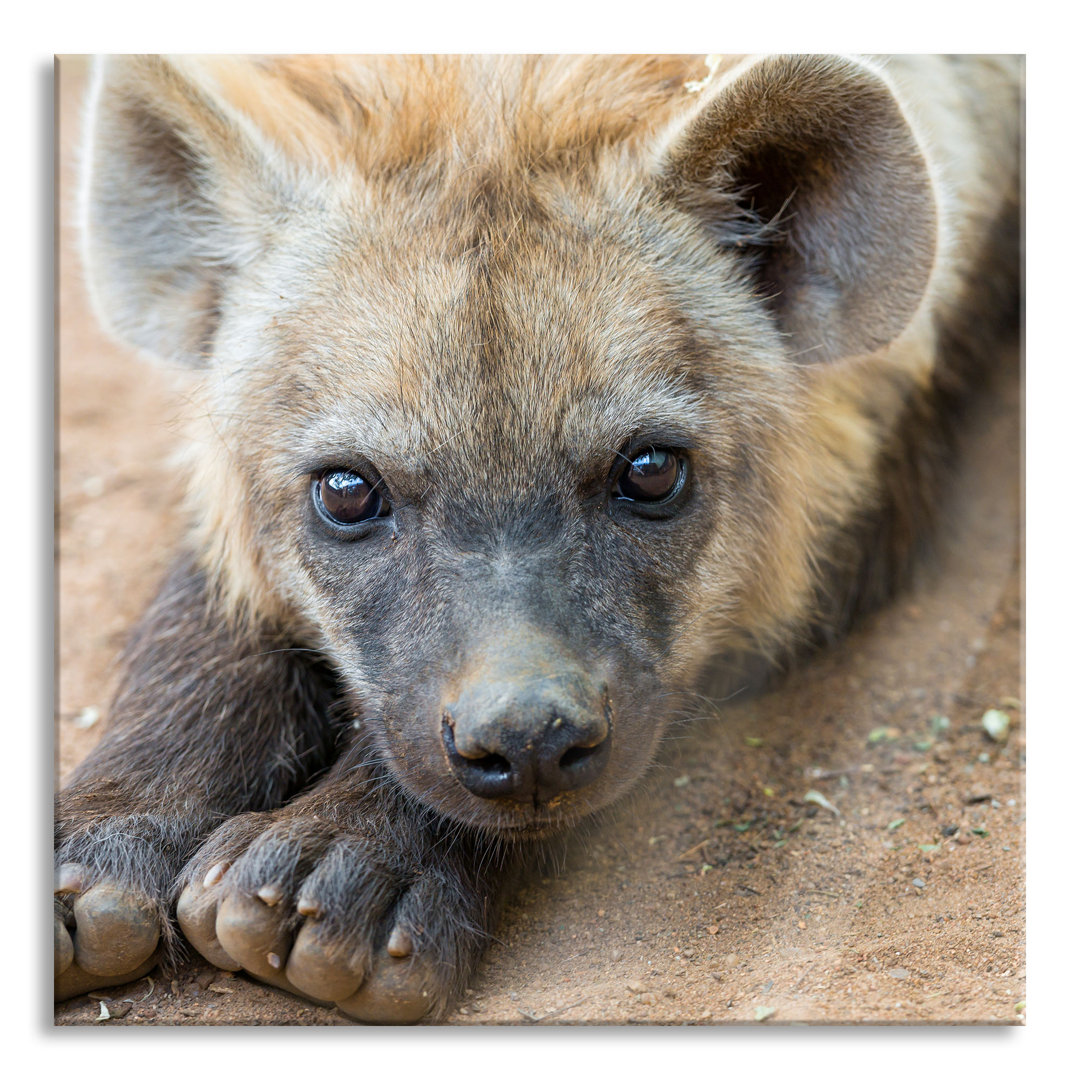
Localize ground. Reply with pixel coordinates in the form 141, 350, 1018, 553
54, 57, 1025, 1027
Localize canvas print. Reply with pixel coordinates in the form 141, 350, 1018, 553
55, 54, 1024, 1025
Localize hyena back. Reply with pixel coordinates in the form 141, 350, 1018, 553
56, 54, 1021, 1021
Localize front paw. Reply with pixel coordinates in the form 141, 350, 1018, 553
176, 811, 492, 1023
54, 865, 161, 1000
54, 807, 210, 1000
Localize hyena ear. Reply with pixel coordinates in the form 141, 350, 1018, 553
80, 56, 290, 366
655, 55, 937, 363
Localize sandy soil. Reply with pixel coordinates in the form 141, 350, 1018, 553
54, 57, 1025, 1027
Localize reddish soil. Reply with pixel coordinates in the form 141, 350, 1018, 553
54, 57, 1025, 1027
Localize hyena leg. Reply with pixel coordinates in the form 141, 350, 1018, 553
177, 738, 521, 1023
55, 553, 340, 1000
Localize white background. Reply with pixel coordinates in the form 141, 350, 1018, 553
10, 2, 1068, 1074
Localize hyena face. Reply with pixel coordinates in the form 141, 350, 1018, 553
82, 54, 940, 834
199, 180, 802, 833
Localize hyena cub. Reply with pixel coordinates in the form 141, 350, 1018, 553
56, 54, 1021, 1022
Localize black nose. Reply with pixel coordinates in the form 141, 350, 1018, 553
443, 672, 612, 803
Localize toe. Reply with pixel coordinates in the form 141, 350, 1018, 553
71, 883, 160, 977
285, 918, 365, 1002
215, 890, 295, 983
334, 951, 436, 1024
176, 879, 242, 972
53, 900, 74, 977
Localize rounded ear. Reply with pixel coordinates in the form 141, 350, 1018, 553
79, 56, 290, 366
654, 54, 938, 363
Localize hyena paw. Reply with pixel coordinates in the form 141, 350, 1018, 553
176, 812, 488, 1023
53, 808, 205, 1000
53, 864, 161, 1000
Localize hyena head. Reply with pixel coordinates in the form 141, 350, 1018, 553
80, 55, 937, 835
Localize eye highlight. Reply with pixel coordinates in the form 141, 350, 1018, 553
313, 468, 391, 528
614, 446, 688, 506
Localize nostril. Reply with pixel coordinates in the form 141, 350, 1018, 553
558, 743, 601, 770
470, 752, 512, 778
442, 716, 518, 797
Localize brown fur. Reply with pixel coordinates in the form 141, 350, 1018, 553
59, 54, 1022, 1021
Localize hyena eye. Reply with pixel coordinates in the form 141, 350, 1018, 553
614, 446, 687, 504
313, 469, 391, 527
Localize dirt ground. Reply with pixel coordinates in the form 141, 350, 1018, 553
54, 57, 1025, 1027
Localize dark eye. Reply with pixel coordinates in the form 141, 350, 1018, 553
615, 446, 687, 504
313, 469, 391, 527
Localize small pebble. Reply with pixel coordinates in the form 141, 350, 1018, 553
804, 790, 840, 816
913, 878, 926, 889
981, 709, 1010, 743
888, 968, 909, 979
72, 706, 101, 729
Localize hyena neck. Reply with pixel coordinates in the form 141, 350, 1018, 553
805, 197, 1021, 654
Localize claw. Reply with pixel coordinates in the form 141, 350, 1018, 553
296, 897, 323, 919
257, 883, 284, 906
55, 862, 86, 895
203, 861, 229, 888
386, 925, 413, 958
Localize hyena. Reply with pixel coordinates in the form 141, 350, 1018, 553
56, 54, 1021, 1022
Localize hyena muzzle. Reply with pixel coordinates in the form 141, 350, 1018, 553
56, 54, 1021, 1022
